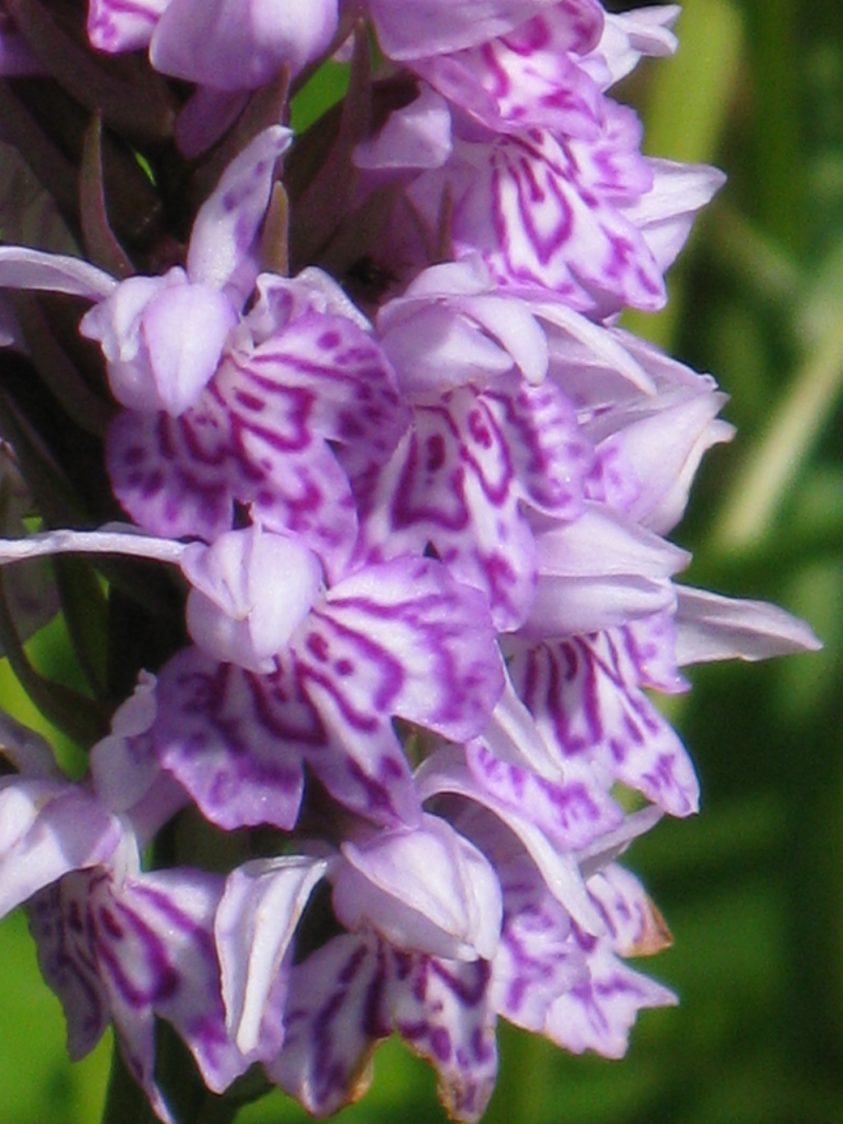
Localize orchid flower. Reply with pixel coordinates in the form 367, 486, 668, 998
0, 4, 822, 1122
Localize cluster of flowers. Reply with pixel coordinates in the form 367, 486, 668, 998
0, 2, 819, 1121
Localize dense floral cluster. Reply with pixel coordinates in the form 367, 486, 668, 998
0, 3, 818, 1121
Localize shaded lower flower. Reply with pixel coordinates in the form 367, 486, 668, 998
542, 862, 676, 1058
0, 685, 245, 1123
268, 930, 498, 1121
215, 812, 503, 1060
212, 771, 670, 1122
30, 866, 247, 1124
488, 846, 675, 1059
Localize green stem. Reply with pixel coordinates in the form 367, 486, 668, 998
778, 695, 843, 1104
743, 0, 804, 255
708, 206, 800, 309
101, 1047, 160, 1124
482, 1026, 556, 1124
622, 0, 743, 353
0, 566, 107, 746
101, 1034, 245, 1124
711, 308, 843, 551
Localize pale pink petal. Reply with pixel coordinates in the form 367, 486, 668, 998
388, 953, 497, 1123
588, 389, 733, 533
545, 947, 675, 1058
466, 741, 623, 851
629, 158, 727, 276
490, 852, 587, 1030
0, 782, 121, 915
182, 527, 323, 673
268, 933, 388, 1113
675, 587, 822, 665
151, 0, 337, 86
524, 505, 688, 638
334, 814, 502, 960
87, 0, 170, 53
107, 304, 407, 577
588, 5, 680, 88
186, 125, 292, 299
411, 1, 605, 137
154, 650, 306, 831
31, 866, 248, 1122
416, 748, 603, 932
545, 863, 676, 1058
356, 377, 589, 630
366, 0, 560, 59
0, 246, 115, 299
588, 863, 673, 957
217, 855, 329, 1055
509, 632, 699, 815
275, 931, 499, 1122
320, 555, 503, 741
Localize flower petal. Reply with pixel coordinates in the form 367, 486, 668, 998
509, 632, 699, 815
154, 650, 306, 830
357, 378, 589, 629
217, 855, 329, 1056
0, 781, 121, 916
466, 741, 624, 851
87, 0, 169, 53
320, 556, 503, 741
151, 0, 337, 86
334, 814, 502, 960
186, 125, 292, 299
675, 586, 822, 665
524, 505, 689, 639
268, 933, 389, 1114
490, 852, 587, 1030
367, 0, 560, 59
417, 748, 603, 931
389, 953, 497, 1123
0, 246, 115, 299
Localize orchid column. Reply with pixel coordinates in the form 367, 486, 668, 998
0, 3, 820, 1123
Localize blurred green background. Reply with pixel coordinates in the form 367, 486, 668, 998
1, 0, 841, 1121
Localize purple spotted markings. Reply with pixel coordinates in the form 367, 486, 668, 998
107, 274, 408, 580
267, 933, 499, 1120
